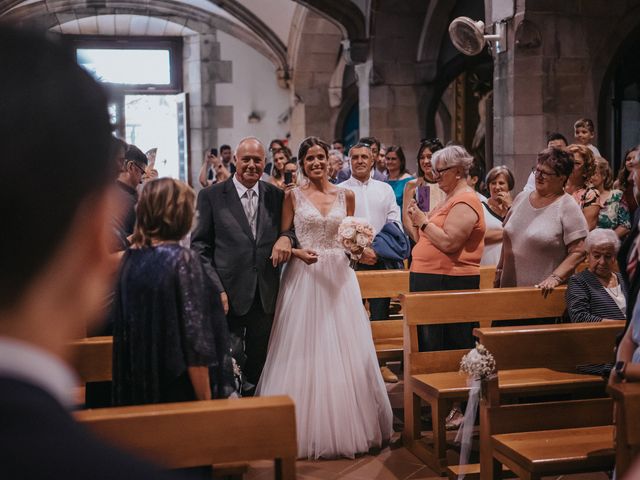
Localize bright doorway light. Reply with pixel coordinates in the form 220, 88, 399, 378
77, 48, 171, 85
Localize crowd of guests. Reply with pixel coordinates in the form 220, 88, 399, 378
7, 26, 640, 477
119, 115, 640, 402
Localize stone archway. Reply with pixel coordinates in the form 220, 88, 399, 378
0, 0, 289, 76
594, 4, 640, 167
287, 6, 343, 148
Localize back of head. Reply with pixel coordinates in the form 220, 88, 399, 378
358, 136, 380, 150
132, 178, 196, 247
0, 28, 112, 311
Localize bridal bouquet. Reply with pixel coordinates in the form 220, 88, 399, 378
338, 216, 374, 270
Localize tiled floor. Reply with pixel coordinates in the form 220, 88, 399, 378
245, 363, 611, 479
245, 433, 438, 479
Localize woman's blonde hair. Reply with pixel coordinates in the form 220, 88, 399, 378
131, 178, 196, 247
567, 143, 596, 180
595, 157, 614, 190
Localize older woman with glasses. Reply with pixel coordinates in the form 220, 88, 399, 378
406, 145, 486, 352
566, 228, 626, 323
406, 145, 486, 429
497, 148, 588, 295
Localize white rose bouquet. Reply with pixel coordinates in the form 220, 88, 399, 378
338, 216, 375, 270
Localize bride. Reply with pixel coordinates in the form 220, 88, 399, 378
257, 137, 393, 459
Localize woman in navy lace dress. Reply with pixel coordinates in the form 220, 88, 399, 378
112, 178, 236, 406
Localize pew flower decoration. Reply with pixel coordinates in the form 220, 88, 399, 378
456, 343, 497, 479
459, 343, 497, 380
338, 216, 374, 270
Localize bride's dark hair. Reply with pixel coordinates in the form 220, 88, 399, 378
298, 136, 330, 176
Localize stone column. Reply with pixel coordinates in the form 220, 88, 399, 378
183, 31, 232, 189
488, 0, 601, 189
363, 0, 429, 170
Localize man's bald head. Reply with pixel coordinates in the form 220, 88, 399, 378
234, 137, 266, 188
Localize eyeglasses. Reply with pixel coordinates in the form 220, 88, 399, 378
531, 166, 559, 179
434, 166, 455, 177
131, 162, 146, 176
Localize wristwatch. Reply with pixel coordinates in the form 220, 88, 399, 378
420, 221, 429, 232
615, 360, 626, 380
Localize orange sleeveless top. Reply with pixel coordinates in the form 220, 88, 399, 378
410, 191, 485, 276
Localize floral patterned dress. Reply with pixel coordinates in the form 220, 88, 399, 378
597, 189, 631, 231
571, 185, 600, 209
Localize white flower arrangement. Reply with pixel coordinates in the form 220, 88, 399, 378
338, 216, 374, 269
459, 343, 497, 380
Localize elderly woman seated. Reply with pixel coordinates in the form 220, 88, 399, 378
566, 228, 627, 322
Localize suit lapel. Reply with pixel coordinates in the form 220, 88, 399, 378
223, 178, 255, 241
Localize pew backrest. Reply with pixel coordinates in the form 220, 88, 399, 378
607, 382, 640, 477
70, 336, 112, 383
401, 287, 568, 375
475, 321, 624, 371
75, 396, 297, 471
356, 266, 496, 299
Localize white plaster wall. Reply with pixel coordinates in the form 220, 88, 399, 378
215, 29, 290, 149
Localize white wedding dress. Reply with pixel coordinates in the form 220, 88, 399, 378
256, 187, 394, 459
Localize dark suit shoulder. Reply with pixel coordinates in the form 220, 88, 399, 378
202, 179, 230, 196
0, 377, 179, 480
260, 180, 284, 198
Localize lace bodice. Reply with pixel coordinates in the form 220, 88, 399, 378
292, 187, 346, 252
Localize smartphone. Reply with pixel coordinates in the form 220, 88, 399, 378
210, 148, 218, 157
284, 171, 293, 185
416, 184, 430, 212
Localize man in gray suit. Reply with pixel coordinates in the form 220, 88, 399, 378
191, 137, 293, 395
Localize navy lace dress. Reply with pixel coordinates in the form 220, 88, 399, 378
112, 244, 236, 406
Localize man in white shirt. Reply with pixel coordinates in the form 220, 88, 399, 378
341, 143, 402, 383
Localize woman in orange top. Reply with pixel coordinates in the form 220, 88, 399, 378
406, 145, 486, 352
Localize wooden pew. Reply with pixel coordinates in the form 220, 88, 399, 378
608, 382, 640, 478
401, 287, 618, 474
71, 336, 112, 384
447, 321, 624, 479
479, 375, 614, 480
356, 266, 495, 363
475, 321, 623, 372
75, 396, 297, 479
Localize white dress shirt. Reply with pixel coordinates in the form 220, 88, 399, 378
0, 336, 78, 409
341, 176, 401, 235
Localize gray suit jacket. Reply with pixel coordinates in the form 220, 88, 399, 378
191, 178, 287, 317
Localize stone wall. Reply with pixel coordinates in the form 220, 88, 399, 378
488, 0, 640, 189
